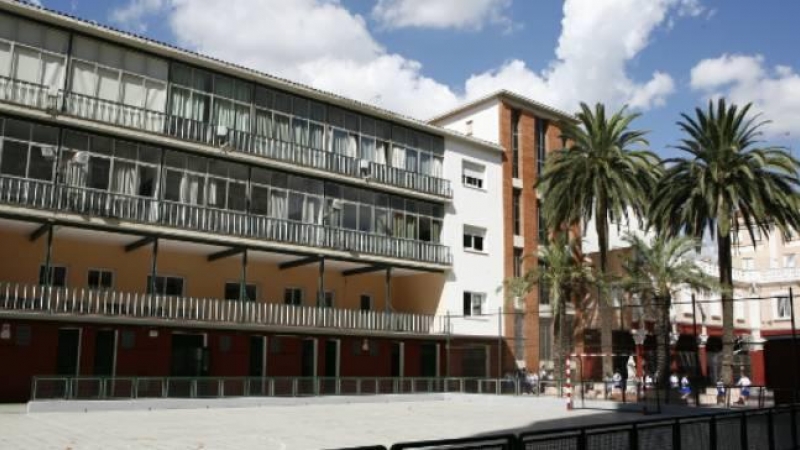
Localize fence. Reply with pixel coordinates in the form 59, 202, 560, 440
329, 404, 800, 450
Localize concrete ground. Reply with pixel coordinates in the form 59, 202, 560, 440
0, 395, 713, 449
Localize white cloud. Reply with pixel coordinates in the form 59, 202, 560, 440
371, 0, 514, 31
461, 0, 690, 113
107, 0, 698, 120
690, 54, 800, 138
26, 0, 42, 6
109, 0, 165, 32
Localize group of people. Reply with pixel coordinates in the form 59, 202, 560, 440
670, 371, 752, 405
505, 367, 553, 394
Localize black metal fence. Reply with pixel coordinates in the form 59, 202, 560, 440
330, 403, 800, 450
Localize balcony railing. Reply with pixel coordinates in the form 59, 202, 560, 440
0, 76, 59, 111
0, 282, 449, 334
0, 176, 452, 265
54, 86, 452, 198
696, 259, 800, 284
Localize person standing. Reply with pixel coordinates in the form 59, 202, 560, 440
736, 373, 752, 405
670, 372, 679, 389
680, 374, 691, 400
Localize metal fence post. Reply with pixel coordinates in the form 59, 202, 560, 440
709, 415, 717, 450
629, 423, 639, 450
31, 378, 37, 401
767, 409, 775, 450
740, 412, 748, 450
792, 404, 799, 450
673, 418, 682, 450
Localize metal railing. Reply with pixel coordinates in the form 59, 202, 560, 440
0, 76, 59, 111
0, 282, 449, 334
0, 176, 452, 265
29, 376, 540, 401
333, 404, 800, 450
49, 86, 452, 198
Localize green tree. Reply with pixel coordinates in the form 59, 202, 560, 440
650, 99, 800, 384
500, 233, 594, 385
619, 234, 716, 387
538, 103, 660, 375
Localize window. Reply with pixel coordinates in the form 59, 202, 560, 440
224, 282, 257, 301
785, 254, 796, 268
284, 287, 303, 306
513, 248, 523, 278
537, 200, 547, 244
38, 265, 66, 287
463, 226, 486, 252
146, 275, 184, 296
87, 269, 113, 290
741, 258, 754, 270
512, 189, 521, 236
360, 294, 372, 311
465, 120, 473, 136
538, 260, 550, 305
776, 296, 792, 319
463, 292, 485, 316
511, 110, 520, 179
319, 291, 335, 308
0, 118, 59, 181
462, 161, 485, 189
539, 318, 552, 361
536, 118, 549, 176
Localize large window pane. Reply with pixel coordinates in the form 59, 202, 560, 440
13, 46, 40, 83
343, 203, 357, 229
358, 204, 372, 232
0, 141, 28, 176
87, 156, 110, 189
27, 145, 53, 180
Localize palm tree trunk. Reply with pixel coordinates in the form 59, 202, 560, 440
718, 231, 735, 385
595, 201, 614, 377
656, 296, 672, 401
554, 308, 565, 393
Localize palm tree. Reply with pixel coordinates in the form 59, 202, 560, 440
538, 103, 660, 375
500, 233, 594, 385
619, 234, 716, 389
650, 99, 800, 384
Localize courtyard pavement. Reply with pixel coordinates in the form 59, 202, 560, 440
0, 395, 714, 449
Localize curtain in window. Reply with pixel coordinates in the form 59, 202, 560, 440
96, 67, 120, 101
111, 160, 137, 196
64, 152, 88, 188
13, 46, 40, 84
346, 134, 358, 158
392, 145, 405, 169
206, 178, 222, 208
269, 190, 287, 237
432, 156, 443, 178
170, 87, 190, 118
392, 212, 404, 238
0, 42, 12, 79
361, 137, 375, 162
405, 149, 418, 173
419, 153, 431, 176
213, 99, 235, 130
332, 129, 348, 155
274, 114, 291, 157
292, 118, 309, 163
70, 62, 97, 120
41, 53, 65, 89
309, 123, 324, 150
431, 219, 442, 244
375, 142, 387, 165
303, 196, 321, 224
406, 215, 417, 240
235, 104, 250, 134
254, 110, 272, 155
375, 209, 389, 236
179, 173, 202, 205
144, 80, 166, 131
121, 73, 144, 107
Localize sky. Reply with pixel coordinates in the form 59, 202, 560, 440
27, 0, 800, 159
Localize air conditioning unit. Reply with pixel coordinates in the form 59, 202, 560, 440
73, 151, 90, 165
45, 87, 59, 114
330, 199, 343, 211
39, 146, 56, 160
359, 159, 371, 178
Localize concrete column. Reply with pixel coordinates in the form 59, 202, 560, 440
698, 332, 709, 379
749, 334, 766, 385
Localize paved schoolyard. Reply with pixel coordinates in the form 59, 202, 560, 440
0, 395, 710, 449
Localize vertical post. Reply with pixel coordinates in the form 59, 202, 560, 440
663, 296, 671, 404
317, 257, 325, 307
149, 238, 159, 298
445, 311, 451, 378
240, 248, 248, 301
692, 294, 702, 406
43, 223, 54, 288
790, 287, 799, 402
566, 354, 572, 410
385, 267, 392, 313
497, 306, 502, 381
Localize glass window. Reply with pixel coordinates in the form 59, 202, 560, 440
511, 110, 520, 179
776, 296, 792, 319
147, 275, 184, 296
360, 294, 372, 311
224, 282, 256, 301
462, 161, 485, 189
284, 287, 303, 306
512, 189, 521, 236
39, 265, 67, 287
87, 269, 113, 290
0, 140, 29, 177
463, 292, 484, 316
463, 226, 485, 252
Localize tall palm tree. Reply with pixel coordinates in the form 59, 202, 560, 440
500, 233, 594, 385
650, 99, 800, 384
538, 103, 660, 375
619, 234, 716, 388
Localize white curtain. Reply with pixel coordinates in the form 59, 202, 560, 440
144, 80, 166, 131
206, 178, 221, 208
309, 123, 324, 150
121, 73, 144, 107
269, 190, 287, 237
332, 129, 348, 155
392, 145, 405, 169
361, 138, 375, 162
375, 142, 387, 165
346, 134, 358, 158
235, 104, 250, 133
13, 46, 39, 83
0, 41, 11, 78
432, 156, 443, 178
111, 161, 137, 196
254, 110, 272, 155
303, 196, 321, 224
96, 67, 120, 101
292, 119, 308, 152
274, 114, 290, 156
41, 53, 65, 89
214, 99, 235, 129
64, 152, 88, 187
420, 153, 431, 175
179, 173, 202, 205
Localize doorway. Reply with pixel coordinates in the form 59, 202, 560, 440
301, 339, 316, 377
323, 339, 339, 394
391, 342, 403, 377
56, 328, 81, 376
93, 330, 116, 376
420, 343, 437, 377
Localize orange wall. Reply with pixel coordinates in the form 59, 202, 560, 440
0, 227, 438, 314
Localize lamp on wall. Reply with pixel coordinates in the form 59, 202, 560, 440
361, 338, 369, 352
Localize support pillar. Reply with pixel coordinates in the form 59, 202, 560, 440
632, 329, 647, 379
749, 336, 766, 386
317, 257, 325, 306
240, 248, 248, 301
385, 267, 392, 313
698, 331, 709, 380
43, 223, 54, 287
149, 238, 159, 296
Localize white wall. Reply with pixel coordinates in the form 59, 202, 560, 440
582, 208, 652, 255
439, 137, 505, 336
433, 100, 501, 145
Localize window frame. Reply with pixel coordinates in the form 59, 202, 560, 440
359, 294, 372, 311
224, 281, 257, 302
463, 225, 486, 252
463, 291, 485, 317
775, 296, 792, 320
284, 287, 303, 306
87, 268, 114, 291
146, 274, 185, 297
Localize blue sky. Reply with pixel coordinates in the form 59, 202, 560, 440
32, 0, 800, 158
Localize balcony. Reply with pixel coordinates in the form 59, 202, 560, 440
0, 282, 449, 335
0, 77, 452, 198
0, 176, 452, 265
696, 260, 800, 285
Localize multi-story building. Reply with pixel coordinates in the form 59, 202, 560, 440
0, 1, 506, 402
430, 90, 574, 373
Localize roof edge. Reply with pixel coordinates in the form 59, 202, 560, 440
1, 0, 504, 153
428, 90, 577, 125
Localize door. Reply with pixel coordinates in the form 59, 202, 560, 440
170, 333, 206, 377
391, 342, 402, 377
301, 339, 315, 377
323, 339, 339, 394
420, 343, 437, 377
56, 328, 81, 376
249, 336, 265, 377
93, 330, 116, 376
